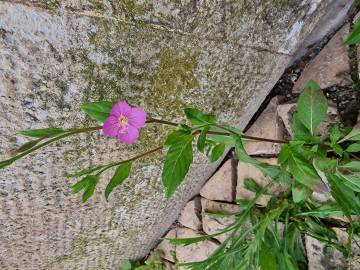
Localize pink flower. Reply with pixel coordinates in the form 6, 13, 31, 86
102, 102, 147, 144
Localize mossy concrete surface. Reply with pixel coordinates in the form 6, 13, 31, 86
0, 0, 346, 269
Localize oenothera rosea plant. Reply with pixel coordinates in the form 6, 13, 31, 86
1, 80, 360, 268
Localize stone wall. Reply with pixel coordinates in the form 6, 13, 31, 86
0, 1, 352, 269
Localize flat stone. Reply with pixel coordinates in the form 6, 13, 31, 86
277, 103, 340, 139
200, 159, 234, 202
306, 229, 360, 270
201, 198, 240, 214
294, 24, 352, 93
244, 96, 284, 156
236, 158, 285, 206
201, 198, 240, 243
178, 197, 202, 231
155, 228, 177, 263
176, 228, 219, 264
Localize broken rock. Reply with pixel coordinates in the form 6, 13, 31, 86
155, 228, 177, 263
176, 228, 219, 264
178, 197, 202, 231
294, 24, 351, 93
244, 96, 284, 156
200, 159, 234, 202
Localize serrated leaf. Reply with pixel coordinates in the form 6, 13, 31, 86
197, 126, 209, 153
184, 108, 216, 126
17, 128, 66, 138
346, 143, 360, 153
81, 101, 115, 122
105, 162, 132, 201
210, 143, 225, 162
338, 128, 360, 143
297, 80, 328, 135
344, 17, 360, 45
340, 161, 360, 172
287, 148, 321, 188
164, 129, 191, 147
162, 134, 194, 198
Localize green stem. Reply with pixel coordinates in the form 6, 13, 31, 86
147, 118, 178, 127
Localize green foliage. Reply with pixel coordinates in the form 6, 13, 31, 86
184, 108, 216, 126
70, 175, 100, 203
162, 131, 194, 198
81, 101, 115, 122
121, 251, 170, 270
17, 127, 66, 138
105, 162, 132, 201
296, 80, 328, 135
344, 16, 360, 45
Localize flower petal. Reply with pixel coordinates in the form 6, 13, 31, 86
128, 107, 147, 128
102, 116, 120, 137
118, 125, 139, 144
110, 101, 131, 117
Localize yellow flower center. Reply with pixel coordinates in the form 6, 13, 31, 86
118, 115, 128, 127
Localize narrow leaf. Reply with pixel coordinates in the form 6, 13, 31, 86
344, 17, 360, 45
346, 143, 360, 153
166, 235, 213, 246
338, 173, 360, 192
82, 175, 100, 203
197, 126, 209, 153
292, 183, 312, 203
338, 128, 360, 143
17, 128, 66, 138
0, 159, 14, 170
162, 134, 194, 198
340, 161, 360, 172
69, 176, 91, 195
297, 80, 328, 135
210, 143, 225, 162
184, 108, 216, 126
15, 137, 45, 153
66, 165, 105, 178
105, 162, 132, 200
81, 101, 115, 122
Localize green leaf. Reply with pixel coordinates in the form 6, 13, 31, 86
162, 134, 194, 198
82, 175, 100, 203
330, 125, 341, 144
70, 175, 100, 203
296, 204, 343, 218
17, 128, 66, 138
297, 80, 328, 135
121, 260, 133, 270
346, 143, 360, 153
244, 178, 261, 193
164, 129, 191, 147
291, 112, 314, 141
344, 17, 360, 45
15, 137, 45, 153
292, 183, 312, 203
259, 241, 277, 270
81, 101, 115, 122
338, 173, 360, 192
0, 159, 14, 170
232, 134, 258, 165
287, 148, 321, 189
327, 174, 360, 218
339, 128, 360, 143
210, 143, 225, 162
105, 162, 132, 201
340, 161, 360, 172
184, 108, 216, 126
166, 235, 213, 246
197, 126, 209, 153
65, 165, 105, 178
